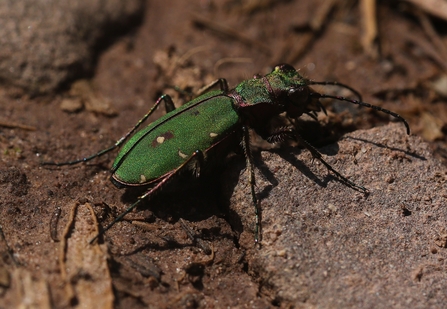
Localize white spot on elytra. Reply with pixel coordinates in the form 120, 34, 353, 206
209, 132, 218, 138
178, 150, 188, 159
140, 175, 147, 183
156, 136, 165, 144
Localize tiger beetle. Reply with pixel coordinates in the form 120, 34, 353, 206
43, 64, 410, 244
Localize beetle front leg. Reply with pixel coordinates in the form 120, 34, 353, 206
241, 126, 261, 244
265, 126, 295, 144
90, 150, 205, 244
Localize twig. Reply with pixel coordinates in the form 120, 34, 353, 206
360, 0, 378, 58
404, 31, 447, 72
404, 0, 447, 21
179, 218, 212, 255
414, 9, 447, 63
285, 0, 338, 64
0, 120, 36, 131
192, 14, 271, 55
309, 0, 339, 31
213, 57, 253, 77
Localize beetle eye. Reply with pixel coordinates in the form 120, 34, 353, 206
288, 86, 309, 104
275, 63, 296, 73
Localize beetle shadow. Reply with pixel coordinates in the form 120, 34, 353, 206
207, 154, 251, 245
217, 148, 336, 242
267, 146, 336, 189
342, 136, 427, 160
116, 165, 240, 245
266, 132, 427, 192
115, 235, 210, 255
111, 241, 212, 290
107, 245, 211, 291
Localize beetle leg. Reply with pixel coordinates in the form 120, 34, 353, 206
241, 126, 261, 244
192, 150, 205, 178
163, 95, 176, 113
89, 150, 205, 244
43, 94, 176, 166
265, 126, 295, 144
170, 78, 229, 99
305, 111, 319, 121
196, 78, 229, 95
114, 94, 176, 147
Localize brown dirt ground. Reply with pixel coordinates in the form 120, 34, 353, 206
1, 1, 447, 308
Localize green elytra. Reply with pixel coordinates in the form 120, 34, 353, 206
111, 90, 239, 186
43, 64, 410, 244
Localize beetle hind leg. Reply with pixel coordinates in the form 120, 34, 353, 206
42, 94, 177, 166
196, 78, 229, 95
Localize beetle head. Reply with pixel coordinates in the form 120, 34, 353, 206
272, 64, 326, 119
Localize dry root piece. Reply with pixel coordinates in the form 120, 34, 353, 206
59, 202, 114, 309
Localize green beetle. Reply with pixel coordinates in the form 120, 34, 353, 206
44, 64, 410, 243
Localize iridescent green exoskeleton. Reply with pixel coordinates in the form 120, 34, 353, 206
43, 64, 410, 244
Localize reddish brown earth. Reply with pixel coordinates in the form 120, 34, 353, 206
1, 1, 447, 308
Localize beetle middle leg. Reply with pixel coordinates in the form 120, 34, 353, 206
42, 95, 177, 166
90, 150, 206, 244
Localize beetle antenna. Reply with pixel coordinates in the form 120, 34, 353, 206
310, 92, 410, 135
307, 80, 363, 102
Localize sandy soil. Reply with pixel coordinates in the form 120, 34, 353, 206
1, 1, 447, 308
